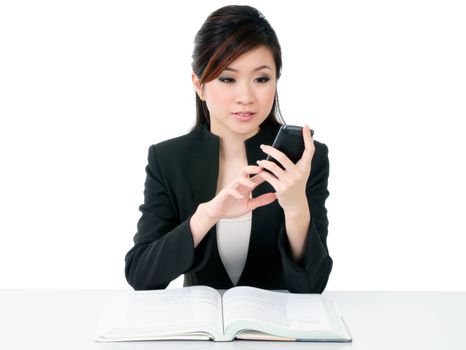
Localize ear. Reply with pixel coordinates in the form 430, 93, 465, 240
192, 72, 205, 101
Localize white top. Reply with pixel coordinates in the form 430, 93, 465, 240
216, 212, 252, 285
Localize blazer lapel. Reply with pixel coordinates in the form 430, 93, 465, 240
238, 123, 279, 285
191, 126, 219, 205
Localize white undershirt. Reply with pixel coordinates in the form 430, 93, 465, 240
216, 212, 252, 286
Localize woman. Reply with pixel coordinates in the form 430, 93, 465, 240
125, 5, 332, 293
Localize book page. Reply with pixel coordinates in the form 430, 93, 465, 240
96, 286, 223, 341
222, 287, 334, 339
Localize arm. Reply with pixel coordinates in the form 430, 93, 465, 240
257, 126, 332, 293
124, 145, 211, 290
282, 198, 311, 263
278, 142, 332, 293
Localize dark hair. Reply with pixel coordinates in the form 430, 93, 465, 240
191, 5, 283, 129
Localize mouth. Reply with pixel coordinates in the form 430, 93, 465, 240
232, 112, 256, 122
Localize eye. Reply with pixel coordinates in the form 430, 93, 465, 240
218, 77, 235, 83
255, 77, 271, 83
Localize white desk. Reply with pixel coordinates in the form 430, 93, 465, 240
0, 289, 465, 349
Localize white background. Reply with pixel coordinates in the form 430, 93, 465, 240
1, 0, 465, 290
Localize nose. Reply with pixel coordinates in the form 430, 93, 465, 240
235, 82, 254, 105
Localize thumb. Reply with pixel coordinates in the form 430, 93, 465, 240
248, 192, 277, 211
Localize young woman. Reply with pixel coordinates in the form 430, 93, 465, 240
125, 5, 332, 293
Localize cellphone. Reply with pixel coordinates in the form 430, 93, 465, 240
265, 125, 314, 169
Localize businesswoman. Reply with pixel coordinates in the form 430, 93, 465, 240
125, 5, 332, 293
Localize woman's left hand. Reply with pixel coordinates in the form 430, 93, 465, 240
256, 124, 315, 215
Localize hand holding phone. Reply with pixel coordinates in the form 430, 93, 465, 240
265, 125, 314, 169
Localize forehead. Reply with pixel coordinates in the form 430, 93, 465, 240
225, 46, 275, 72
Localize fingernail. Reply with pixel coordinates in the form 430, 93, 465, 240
259, 144, 265, 149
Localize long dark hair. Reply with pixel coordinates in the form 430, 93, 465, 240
191, 5, 283, 130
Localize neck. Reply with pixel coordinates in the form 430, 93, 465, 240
210, 124, 260, 161
218, 132, 247, 161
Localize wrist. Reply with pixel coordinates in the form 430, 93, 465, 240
190, 203, 218, 248
198, 202, 220, 224
283, 196, 309, 218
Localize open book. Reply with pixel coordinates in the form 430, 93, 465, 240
95, 286, 351, 342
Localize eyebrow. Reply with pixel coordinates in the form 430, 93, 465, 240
223, 65, 272, 73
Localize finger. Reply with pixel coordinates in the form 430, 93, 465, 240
256, 167, 281, 191
256, 159, 285, 179
250, 174, 265, 186
232, 176, 256, 190
224, 188, 244, 199
259, 145, 294, 170
239, 165, 263, 177
259, 144, 295, 170
303, 123, 314, 147
248, 193, 277, 211
300, 124, 315, 165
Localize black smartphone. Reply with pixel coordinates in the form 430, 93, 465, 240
265, 125, 314, 169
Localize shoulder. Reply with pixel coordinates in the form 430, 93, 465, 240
313, 140, 329, 161
150, 127, 201, 151
307, 139, 329, 190
147, 126, 210, 161
145, 125, 219, 179
311, 139, 329, 174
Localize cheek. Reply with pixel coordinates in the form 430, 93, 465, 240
206, 87, 232, 111
260, 85, 276, 107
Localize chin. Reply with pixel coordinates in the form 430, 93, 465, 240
231, 122, 261, 136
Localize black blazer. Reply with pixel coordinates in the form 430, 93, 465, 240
125, 123, 332, 293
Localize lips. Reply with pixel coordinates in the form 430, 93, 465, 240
233, 112, 256, 122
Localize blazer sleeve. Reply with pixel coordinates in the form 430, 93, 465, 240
278, 142, 333, 293
124, 145, 210, 290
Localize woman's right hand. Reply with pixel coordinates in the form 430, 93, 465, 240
204, 165, 277, 221
190, 166, 275, 247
